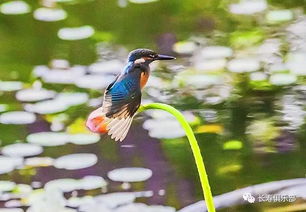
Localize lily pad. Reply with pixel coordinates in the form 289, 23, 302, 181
286, 52, 306, 76
88, 60, 124, 74
228, 58, 260, 73
0, 111, 36, 125
0, 181, 16, 192
229, 0, 267, 15
194, 59, 227, 71
54, 153, 97, 170
58, 26, 95, 40
27, 132, 70, 146
79, 201, 111, 212
45, 178, 80, 192
74, 75, 113, 90
250, 72, 267, 81
16, 88, 56, 102
108, 167, 152, 183
69, 133, 100, 145
24, 100, 69, 114
24, 93, 87, 114
0, 81, 23, 92
143, 118, 185, 139
56, 92, 89, 107
25, 157, 54, 167
0, 156, 23, 174
79, 176, 108, 190
173, 41, 197, 54
67, 196, 94, 208
41, 69, 84, 84
34, 8, 67, 22
45, 176, 107, 192
266, 10, 293, 24
198, 46, 233, 59
269, 74, 297, 85
0, 1, 30, 15
94, 192, 136, 208
2, 143, 43, 157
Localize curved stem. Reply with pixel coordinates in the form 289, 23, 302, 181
138, 103, 216, 212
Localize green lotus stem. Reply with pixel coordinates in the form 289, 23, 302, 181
138, 103, 216, 212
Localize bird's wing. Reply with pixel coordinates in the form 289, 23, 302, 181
103, 72, 141, 118
101, 71, 142, 141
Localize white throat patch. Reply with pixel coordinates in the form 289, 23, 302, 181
134, 58, 146, 64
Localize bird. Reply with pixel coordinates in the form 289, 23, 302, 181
86, 48, 175, 141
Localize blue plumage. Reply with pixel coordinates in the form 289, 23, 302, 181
87, 48, 175, 141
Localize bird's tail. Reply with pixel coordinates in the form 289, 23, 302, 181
86, 107, 133, 141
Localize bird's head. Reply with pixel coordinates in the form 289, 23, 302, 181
128, 48, 175, 64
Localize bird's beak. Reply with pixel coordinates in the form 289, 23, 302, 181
156, 54, 176, 60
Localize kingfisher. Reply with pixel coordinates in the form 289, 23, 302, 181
86, 49, 175, 141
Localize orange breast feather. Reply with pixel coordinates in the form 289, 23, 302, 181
140, 72, 149, 89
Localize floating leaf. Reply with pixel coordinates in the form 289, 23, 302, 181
74, 74, 114, 90
229, 0, 267, 15
0, 111, 36, 125
0, 156, 23, 174
25, 157, 54, 167
79, 176, 108, 190
228, 58, 260, 73
45, 176, 107, 192
54, 153, 98, 170
45, 179, 81, 192
69, 133, 100, 145
24, 92, 88, 114
0, 81, 23, 92
250, 72, 267, 81
24, 100, 69, 114
143, 118, 185, 139
16, 88, 56, 102
266, 10, 293, 24
286, 52, 306, 76
41, 68, 85, 84
2, 143, 43, 157
88, 60, 124, 75
108, 167, 152, 182
27, 132, 69, 146
0, 181, 16, 192
198, 46, 233, 59
194, 59, 227, 71
173, 41, 197, 54
58, 26, 95, 40
269, 74, 297, 85
33, 8, 67, 22
0, 1, 31, 15
93, 192, 136, 208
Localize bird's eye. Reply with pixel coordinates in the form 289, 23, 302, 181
149, 54, 156, 58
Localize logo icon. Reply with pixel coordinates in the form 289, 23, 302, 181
243, 192, 256, 203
